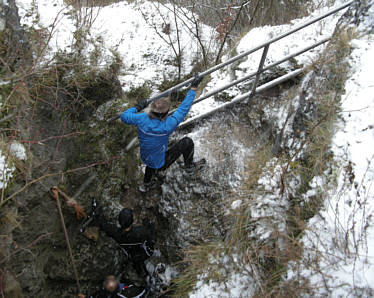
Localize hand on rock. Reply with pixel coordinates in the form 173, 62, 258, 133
66, 198, 78, 208
73, 204, 87, 220
50, 186, 87, 220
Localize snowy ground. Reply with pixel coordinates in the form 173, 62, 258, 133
286, 4, 374, 296
190, 265, 255, 298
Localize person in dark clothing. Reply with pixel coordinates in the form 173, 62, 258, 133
98, 208, 156, 280
120, 75, 206, 192
143, 136, 196, 185
78, 275, 149, 298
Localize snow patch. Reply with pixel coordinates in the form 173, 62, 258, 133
0, 150, 15, 189
231, 200, 242, 210
10, 142, 27, 161
190, 271, 255, 298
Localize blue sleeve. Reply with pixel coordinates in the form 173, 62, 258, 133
164, 89, 196, 132
120, 107, 142, 125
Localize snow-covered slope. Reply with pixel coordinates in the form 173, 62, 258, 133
287, 4, 374, 296
189, 1, 374, 297
16, 0, 214, 92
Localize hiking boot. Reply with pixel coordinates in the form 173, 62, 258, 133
139, 180, 161, 193
184, 158, 206, 174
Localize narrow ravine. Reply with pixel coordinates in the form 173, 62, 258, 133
1, 1, 373, 297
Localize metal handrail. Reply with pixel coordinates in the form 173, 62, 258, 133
151, 0, 352, 101
108, 1, 353, 123
179, 68, 306, 129
168, 37, 330, 114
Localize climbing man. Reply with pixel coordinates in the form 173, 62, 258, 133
96, 208, 156, 282
77, 275, 149, 298
121, 75, 206, 192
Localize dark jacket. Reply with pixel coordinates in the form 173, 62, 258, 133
120, 90, 196, 169
90, 280, 148, 298
101, 222, 156, 262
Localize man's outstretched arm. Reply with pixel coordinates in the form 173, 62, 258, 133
165, 75, 204, 131
166, 88, 196, 128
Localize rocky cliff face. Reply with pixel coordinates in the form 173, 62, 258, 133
0, 2, 136, 296
0, 0, 30, 70
1, 1, 29, 297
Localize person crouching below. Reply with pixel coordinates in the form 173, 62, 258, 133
97, 208, 155, 282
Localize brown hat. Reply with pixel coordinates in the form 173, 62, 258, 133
150, 98, 170, 114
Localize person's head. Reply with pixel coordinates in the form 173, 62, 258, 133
103, 275, 118, 292
149, 97, 170, 120
118, 208, 133, 231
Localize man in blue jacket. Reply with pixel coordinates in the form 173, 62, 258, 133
121, 76, 205, 192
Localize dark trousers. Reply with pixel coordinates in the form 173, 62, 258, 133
144, 137, 194, 183
134, 261, 149, 279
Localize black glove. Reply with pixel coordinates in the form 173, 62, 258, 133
135, 99, 149, 112
190, 73, 204, 88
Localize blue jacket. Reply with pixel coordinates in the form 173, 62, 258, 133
121, 89, 196, 169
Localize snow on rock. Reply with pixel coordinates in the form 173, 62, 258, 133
0, 150, 15, 189
187, 121, 251, 189
159, 117, 253, 247
287, 4, 374, 296
10, 142, 27, 161
247, 158, 291, 241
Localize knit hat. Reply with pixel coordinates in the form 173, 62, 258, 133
150, 97, 170, 114
118, 208, 133, 229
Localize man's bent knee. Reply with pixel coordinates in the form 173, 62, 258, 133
179, 137, 194, 148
